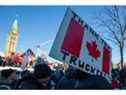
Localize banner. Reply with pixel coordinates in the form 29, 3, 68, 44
49, 8, 112, 81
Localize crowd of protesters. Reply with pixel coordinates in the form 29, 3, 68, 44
0, 56, 126, 90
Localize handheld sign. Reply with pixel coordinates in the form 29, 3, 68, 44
49, 8, 112, 81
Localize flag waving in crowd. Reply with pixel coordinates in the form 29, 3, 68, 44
21, 49, 35, 70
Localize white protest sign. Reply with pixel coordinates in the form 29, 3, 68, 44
49, 8, 112, 81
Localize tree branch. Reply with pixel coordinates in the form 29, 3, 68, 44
105, 7, 120, 28
103, 36, 119, 46
114, 6, 124, 38
98, 17, 120, 45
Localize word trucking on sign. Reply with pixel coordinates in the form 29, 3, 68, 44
49, 8, 112, 81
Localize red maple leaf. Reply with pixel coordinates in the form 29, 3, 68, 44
86, 41, 101, 60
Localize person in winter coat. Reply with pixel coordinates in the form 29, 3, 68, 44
74, 69, 112, 89
0, 69, 17, 89
119, 68, 126, 89
56, 66, 78, 89
33, 63, 54, 89
14, 73, 45, 89
56, 66, 112, 89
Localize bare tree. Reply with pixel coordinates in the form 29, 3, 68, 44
97, 6, 126, 69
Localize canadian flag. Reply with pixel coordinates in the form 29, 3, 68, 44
61, 17, 111, 74
49, 8, 111, 76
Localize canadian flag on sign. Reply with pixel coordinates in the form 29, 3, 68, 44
50, 8, 111, 77
60, 17, 110, 74
86, 41, 101, 60
86, 39, 110, 74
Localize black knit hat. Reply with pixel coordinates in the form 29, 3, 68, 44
34, 64, 51, 79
